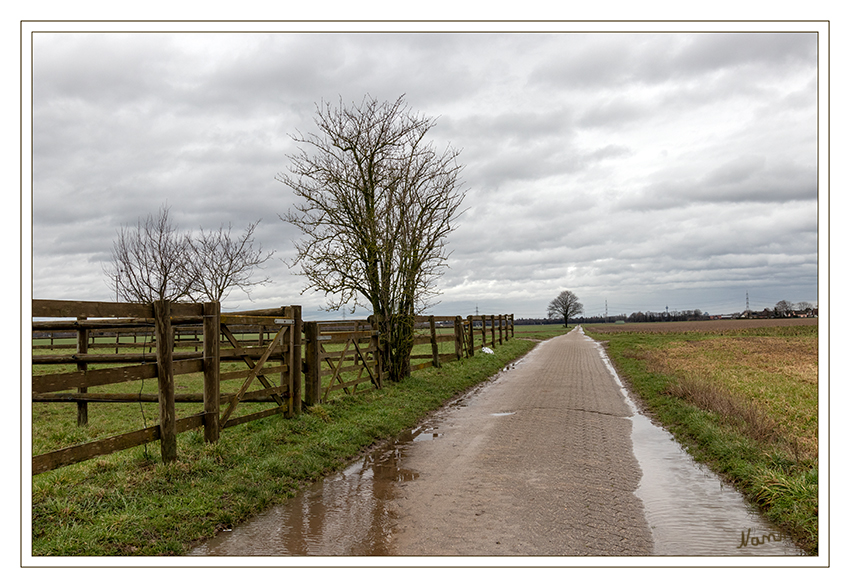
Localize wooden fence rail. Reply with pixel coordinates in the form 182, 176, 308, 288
32, 299, 511, 474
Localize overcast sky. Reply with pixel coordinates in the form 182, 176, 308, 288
28, 23, 822, 320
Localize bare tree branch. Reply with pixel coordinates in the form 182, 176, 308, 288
105, 205, 273, 304
105, 204, 194, 303
188, 221, 274, 302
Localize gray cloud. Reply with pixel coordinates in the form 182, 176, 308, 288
28, 28, 819, 319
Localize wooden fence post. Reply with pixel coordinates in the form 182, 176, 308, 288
304, 321, 320, 406
369, 315, 383, 389
490, 315, 496, 347
510, 314, 514, 339
498, 315, 503, 345
467, 315, 474, 357
429, 315, 441, 368
154, 300, 177, 463
292, 306, 303, 415
76, 316, 88, 427
203, 301, 220, 444
454, 316, 463, 361
281, 306, 294, 417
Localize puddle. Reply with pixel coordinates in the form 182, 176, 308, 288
191, 333, 805, 557
490, 412, 516, 417
189, 369, 505, 556
589, 332, 805, 556
190, 429, 427, 556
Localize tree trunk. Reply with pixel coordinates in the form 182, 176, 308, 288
382, 313, 414, 382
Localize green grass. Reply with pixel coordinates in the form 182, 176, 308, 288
31, 337, 536, 556
32, 338, 289, 455
513, 323, 574, 340
583, 325, 818, 555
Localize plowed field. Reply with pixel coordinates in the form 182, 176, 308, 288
585, 317, 816, 333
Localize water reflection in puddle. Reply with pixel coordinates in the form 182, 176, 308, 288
190, 427, 431, 556
591, 335, 804, 556
630, 411, 801, 555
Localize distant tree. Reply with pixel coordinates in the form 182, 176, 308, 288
188, 221, 274, 302
278, 95, 466, 381
547, 290, 584, 327
106, 204, 194, 303
775, 300, 793, 317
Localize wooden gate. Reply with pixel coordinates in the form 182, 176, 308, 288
216, 307, 301, 430
304, 320, 381, 404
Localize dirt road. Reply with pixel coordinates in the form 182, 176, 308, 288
388, 327, 653, 556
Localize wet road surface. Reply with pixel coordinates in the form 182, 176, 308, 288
191, 328, 802, 557
386, 327, 653, 555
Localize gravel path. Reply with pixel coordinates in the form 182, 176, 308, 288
388, 328, 653, 556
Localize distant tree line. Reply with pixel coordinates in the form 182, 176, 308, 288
625, 309, 709, 322
519, 310, 708, 324
516, 300, 816, 325
747, 301, 817, 319
515, 315, 632, 325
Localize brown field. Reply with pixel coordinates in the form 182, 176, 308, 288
584, 317, 817, 334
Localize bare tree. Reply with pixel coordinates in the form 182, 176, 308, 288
278, 95, 466, 381
106, 204, 194, 303
775, 300, 793, 317
106, 205, 273, 304
547, 290, 584, 327
188, 221, 274, 302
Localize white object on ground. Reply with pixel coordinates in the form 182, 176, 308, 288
481, 347, 495, 354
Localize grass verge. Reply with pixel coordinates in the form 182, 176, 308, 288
584, 324, 818, 555
31, 337, 536, 556
513, 323, 575, 341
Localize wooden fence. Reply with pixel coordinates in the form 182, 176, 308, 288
409, 314, 515, 371
31, 300, 512, 474
32, 299, 214, 473
31, 300, 300, 474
